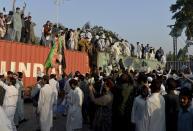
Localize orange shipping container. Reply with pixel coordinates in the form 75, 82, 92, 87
0, 40, 90, 88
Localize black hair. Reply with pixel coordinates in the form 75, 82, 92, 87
50, 74, 56, 79
85, 73, 90, 78
43, 75, 49, 84
99, 67, 102, 70
166, 78, 177, 90
7, 71, 13, 75
137, 74, 147, 84
0, 75, 4, 79
120, 74, 129, 84
69, 79, 78, 87
141, 85, 149, 98
8, 11, 13, 15
9, 77, 16, 86
179, 88, 192, 100
18, 72, 23, 79
62, 73, 67, 79
37, 77, 42, 82
78, 75, 84, 81
157, 75, 163, 83
150, 79, 161, 93
75, 71, 80, 77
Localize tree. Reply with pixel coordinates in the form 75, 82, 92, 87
90, 25, 120, 41
170, 0, 193, 39
166, 51, 175, 61
177, 45, 189, 61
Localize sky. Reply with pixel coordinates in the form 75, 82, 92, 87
0, 0, 192, 54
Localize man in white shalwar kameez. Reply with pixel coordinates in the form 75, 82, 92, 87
67, 30, 75, 50
111, 42, 122, 60
0, 106, 12, 131
122, 41, 131, 57
37, 75, 55, 131
49, 74, 59, 118
97, 34, 106, 51
104, 37, 112, 52
143, 79, 166, 131
0, 78, 18, 131
31, 72, 44, 131
131, 86, 149, 131
85, 30, 92, 42
80, 31, 85, 40
137, 42, 142, 59
66, 79, 84, 131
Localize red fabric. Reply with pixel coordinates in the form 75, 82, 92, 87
106, 79, 114, 88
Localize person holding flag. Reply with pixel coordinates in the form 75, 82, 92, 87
44, 28, 66, 76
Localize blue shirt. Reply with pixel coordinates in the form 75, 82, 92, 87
178, 106, 193, 131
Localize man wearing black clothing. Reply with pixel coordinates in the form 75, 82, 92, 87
25, 16, 31, 43
164, 78, 180, 131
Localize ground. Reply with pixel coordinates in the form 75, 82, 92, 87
18, 103, 92, 131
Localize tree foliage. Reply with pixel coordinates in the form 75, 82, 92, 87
170, 0, 193, 39
166, 51, 175, 61
90, 26, 120, 41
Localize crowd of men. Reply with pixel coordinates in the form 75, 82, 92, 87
0, 0, 36, 43
40, 23, 165, 62
0, 62, 193, 131
0, 71, 27, 131
0, 0, 165, 62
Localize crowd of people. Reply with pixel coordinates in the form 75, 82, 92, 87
0, 0, 165, 62
0, 62, 193, 131
40, 23, 165, 62
0, 0, 36, 44
0, 71, 27, 131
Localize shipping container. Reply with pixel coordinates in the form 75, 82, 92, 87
97, 52, 165, 74
0, 40, 90, 88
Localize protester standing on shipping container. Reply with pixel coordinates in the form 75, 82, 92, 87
37, 75, 55, 131
137, 42, 142, 59
12, 0, 26, 42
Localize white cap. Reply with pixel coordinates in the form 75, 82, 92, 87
74, 77, 78, 81
99, 76, 103, 80
147, 77, 153, 82
159, 70, 163, 74
37, 72, 44, 78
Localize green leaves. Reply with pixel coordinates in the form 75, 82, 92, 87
170, 0, 193, 39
